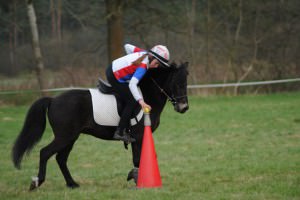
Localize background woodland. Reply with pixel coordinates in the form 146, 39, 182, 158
0, 0, 299, 94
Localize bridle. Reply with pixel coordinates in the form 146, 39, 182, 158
151, 77, 187, 106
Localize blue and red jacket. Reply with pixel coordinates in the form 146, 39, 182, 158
111, 44, 149, 101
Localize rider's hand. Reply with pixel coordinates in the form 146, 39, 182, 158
138, 99, 152, 112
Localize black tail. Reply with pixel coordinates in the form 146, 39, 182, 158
12, 97, 52, 169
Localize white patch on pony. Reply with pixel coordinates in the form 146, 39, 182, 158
31, 176, 39, 187
89, 89, 143, 126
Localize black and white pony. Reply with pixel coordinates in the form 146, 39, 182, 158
12, 62, 189, 190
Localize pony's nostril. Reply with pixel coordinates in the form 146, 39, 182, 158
181, 105, 189, 113
177, 103, 189, 113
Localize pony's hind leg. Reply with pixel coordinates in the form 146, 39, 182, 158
29, 138, 70, 191
56, 140, 79, 188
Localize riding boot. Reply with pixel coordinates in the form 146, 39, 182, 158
113, 128, 136, 143
113, 128, 124, 140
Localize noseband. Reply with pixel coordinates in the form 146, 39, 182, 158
151, 78, 186, 106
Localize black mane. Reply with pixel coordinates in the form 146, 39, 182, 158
142, 62, 188, 85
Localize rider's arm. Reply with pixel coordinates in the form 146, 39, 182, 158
128, 66, 147, 101
124, 44, 144, 54
129, 66, 152, 111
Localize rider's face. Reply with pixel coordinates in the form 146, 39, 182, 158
149, 58, 160, 69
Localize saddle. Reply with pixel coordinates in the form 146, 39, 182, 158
90, 78, 143, 126
97, 78, 123, 116
97, 78, 115, 95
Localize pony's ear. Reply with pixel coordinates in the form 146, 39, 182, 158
179, 62, 189, 75
169, 61, 188, 69
169, 62, 178, 69
183, 62, 189, 68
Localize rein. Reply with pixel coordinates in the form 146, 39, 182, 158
150, 77, 186, 106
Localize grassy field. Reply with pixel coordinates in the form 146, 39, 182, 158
0, 92, 299, 200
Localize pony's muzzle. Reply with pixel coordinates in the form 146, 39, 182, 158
175, 103, 189, 113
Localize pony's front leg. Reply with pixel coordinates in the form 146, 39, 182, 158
127, 140, 142, 184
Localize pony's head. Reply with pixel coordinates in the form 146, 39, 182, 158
166, 62, 189, 113
141, 61, 189, 114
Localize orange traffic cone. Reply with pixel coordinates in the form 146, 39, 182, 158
137, 109, 162, 188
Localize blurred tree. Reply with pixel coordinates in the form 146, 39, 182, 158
26, 0, 45, 94
186, 0, 197, 84
105, 0, 124, 62
50, 0, 62, 42
0, 0, 299, 93
9, 0, 18, 74
0, 0, 19, 75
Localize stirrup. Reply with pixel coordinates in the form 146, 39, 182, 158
123, 132, 136, 144
113, 129, 135, 143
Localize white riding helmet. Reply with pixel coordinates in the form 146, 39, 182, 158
149, 45, 170, 67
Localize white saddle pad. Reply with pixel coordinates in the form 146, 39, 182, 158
89, 89, 143, 126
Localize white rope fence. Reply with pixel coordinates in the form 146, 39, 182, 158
0, 78, 300, 95
187, 78, 300, 89
0, 87, 87, 95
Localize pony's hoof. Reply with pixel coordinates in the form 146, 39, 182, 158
67, 182, 80, 189
29, 177, 39, 191
29, 181, 38, 191
127, 168, 138, 184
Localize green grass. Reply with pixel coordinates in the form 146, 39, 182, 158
0, 93, 299, 200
